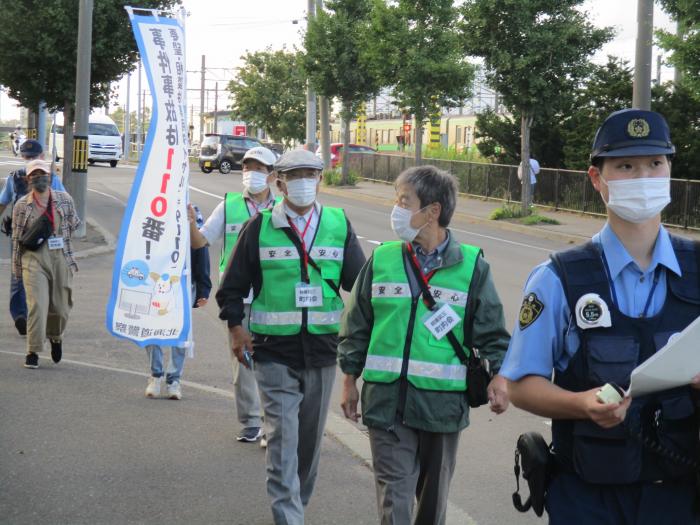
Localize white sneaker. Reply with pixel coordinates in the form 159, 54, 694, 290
166, 380, 182, 400
145, 376, 162, 398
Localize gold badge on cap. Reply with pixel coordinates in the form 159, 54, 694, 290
519, 293, 544, 330
627, 118, 650, 138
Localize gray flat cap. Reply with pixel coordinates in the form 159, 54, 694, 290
274, 149, 324, 172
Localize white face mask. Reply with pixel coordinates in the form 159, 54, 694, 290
390, 205, 427, 243
285, 177, 318, 207
242, 170, 269, 194
602, 177, 671, 223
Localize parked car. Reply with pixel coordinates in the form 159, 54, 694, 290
50, 113, 123, 168
316, 143, 376, 169
198, 134, 264, 174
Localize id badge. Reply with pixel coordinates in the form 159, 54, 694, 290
295, 283, 323, 308
48, 236, 64, 250
423, 303, 459, 340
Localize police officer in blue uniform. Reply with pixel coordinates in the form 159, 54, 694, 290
500, 109, 700, 524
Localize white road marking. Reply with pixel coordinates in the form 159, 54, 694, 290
0, 161, 25, 167
0, 348, 478, 524
87, 188, 126, 205
450, 226, 553, 253
189, 185, 223, 199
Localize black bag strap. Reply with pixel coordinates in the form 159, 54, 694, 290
403, 244, 470, 365
281, 226, 342, 298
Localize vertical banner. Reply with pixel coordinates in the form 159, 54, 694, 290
106, 9, 190, 347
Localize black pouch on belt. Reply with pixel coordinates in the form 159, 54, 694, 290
20, 214, 52, 251
512, 431, 553, 517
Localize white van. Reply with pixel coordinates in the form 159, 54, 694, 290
50, 113, 123, 168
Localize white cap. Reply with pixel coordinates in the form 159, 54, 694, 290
242, 146, 277, 168
26, 159, 51, 175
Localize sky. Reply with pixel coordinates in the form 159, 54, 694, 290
0, 0, 678, 122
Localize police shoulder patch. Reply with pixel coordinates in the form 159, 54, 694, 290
519, 292, 544, 330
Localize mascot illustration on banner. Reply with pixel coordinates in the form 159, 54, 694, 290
149, 272, 181, 316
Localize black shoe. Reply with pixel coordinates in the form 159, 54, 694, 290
14, 317, 27, 336
236, 427, 263, 442
50, 340, 62, 364
24, 352, 38, 369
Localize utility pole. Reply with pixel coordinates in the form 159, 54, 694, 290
200, 55, 205, 143
674, 20, 684, 85
305, 0, 317, 151
316, 0, 330, 168
124, 71, 131, 161
37, 102, 47, 148
136, 60, 142, 161
214, 82, 218, 134
633, 0, 653, 110
67, 0, 93, 238
656, 54, 662, 85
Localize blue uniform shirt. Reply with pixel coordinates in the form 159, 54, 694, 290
500, 223, 682, 381
0, 171, 66, 205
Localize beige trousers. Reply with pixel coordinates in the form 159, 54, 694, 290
21, 243, 73, 354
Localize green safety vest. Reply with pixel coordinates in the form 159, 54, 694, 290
363, 241, 480, 392
220, 192, 280, 274
249, 206, 347, 336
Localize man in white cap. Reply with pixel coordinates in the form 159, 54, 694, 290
190, 146, 278, 443
216, 149, 366, 524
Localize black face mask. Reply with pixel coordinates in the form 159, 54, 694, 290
30, 174, 49, 192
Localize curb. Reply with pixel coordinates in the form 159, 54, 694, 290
321, 182, 591, 246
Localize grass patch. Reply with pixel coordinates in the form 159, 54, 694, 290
323, 167, 358, 186
490, 203, 560, 225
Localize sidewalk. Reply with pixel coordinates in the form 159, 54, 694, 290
321, 179, 700, 244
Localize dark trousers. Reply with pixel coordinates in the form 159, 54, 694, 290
546, 472, 698, 525
10, 269, 27, 321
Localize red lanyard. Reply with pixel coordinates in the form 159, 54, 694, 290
287, 208, 314, 271
246, 196, 273, 215
32, 192, 54, 229
406, 242, 436, 287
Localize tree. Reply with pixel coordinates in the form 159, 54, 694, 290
369, 0, 475, 163
228, 49, 307, 148
461, 0, 612, 213
303, 0, 383, 183
0, 0, 179, 165
657, 0, 700, 97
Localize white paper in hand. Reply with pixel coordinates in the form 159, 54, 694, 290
627, 315, 700, 398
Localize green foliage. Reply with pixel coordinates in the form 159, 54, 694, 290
461, 1, 613, 117
228, 49, 306, 147
323, 167, 358, 186
490, 203, 559, 225
422, 144, 487, 162
657, 0, 700, 98
0, 0, 180, 113
110, 106, 151, 135
368, 0, 475, 162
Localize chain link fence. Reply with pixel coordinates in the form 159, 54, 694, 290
346, 152, 700, 231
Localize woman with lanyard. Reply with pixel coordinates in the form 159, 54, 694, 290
337, 165, 510, 525
11, 159, 80, 369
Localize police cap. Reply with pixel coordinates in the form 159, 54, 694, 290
274, 149, 323, 173
591, 109, 675, 161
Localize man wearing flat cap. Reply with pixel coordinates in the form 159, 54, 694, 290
1, 139, 66, 336
216, 149, 366, 524
501, 109, 700, 523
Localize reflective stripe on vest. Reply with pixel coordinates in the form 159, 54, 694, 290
220, 193, 250, 274
250, 206, 347, 336
363, 241, 480, 392
220, 193, 281, 274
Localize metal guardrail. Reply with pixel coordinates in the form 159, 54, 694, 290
346, 152, 700, 231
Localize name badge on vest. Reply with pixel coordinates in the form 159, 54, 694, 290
423, 303, 460, 340
48, 236, 64, 250
295, 283, 323, 308
575, 293, 612, 330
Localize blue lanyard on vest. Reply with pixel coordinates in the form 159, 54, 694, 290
600, 251, 662, 318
